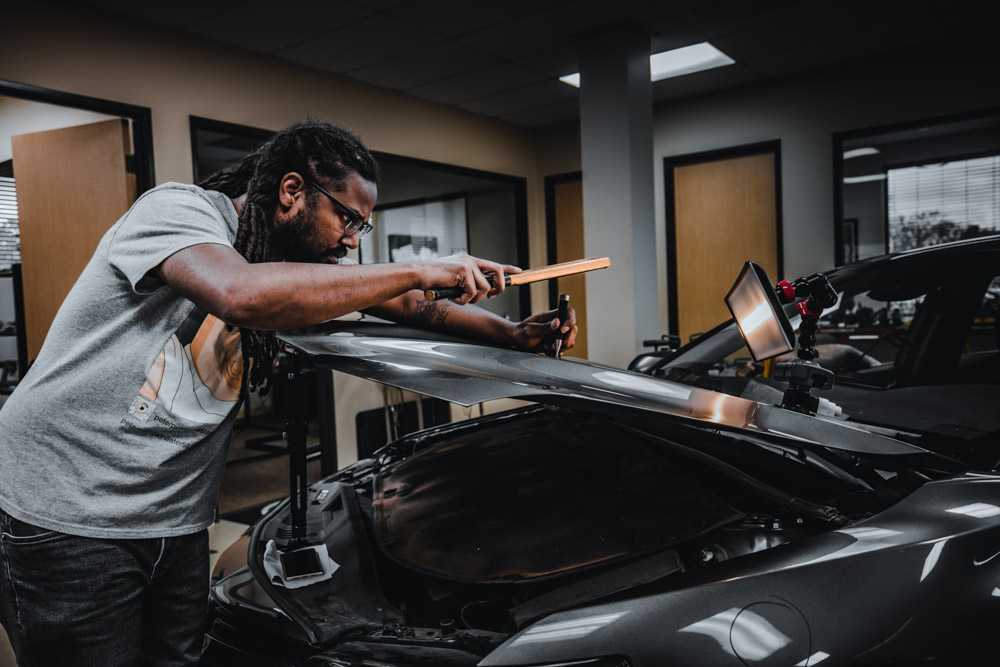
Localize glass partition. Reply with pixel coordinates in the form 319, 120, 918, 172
835, 109, 1000, 264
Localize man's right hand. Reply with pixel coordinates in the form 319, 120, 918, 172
419, 253, 522, 304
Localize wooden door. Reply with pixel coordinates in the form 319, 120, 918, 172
669, 149, 780, 343
12, 119, 135, 363
551, 177, 589, 358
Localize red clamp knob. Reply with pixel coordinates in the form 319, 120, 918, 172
797, 301, 822, 320
777, 280, 796, 303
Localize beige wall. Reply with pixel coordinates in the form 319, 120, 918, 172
0, 2, 568, 467
0, 2, 549, 290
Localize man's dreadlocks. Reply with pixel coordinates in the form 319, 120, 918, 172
199, 120, 378, 397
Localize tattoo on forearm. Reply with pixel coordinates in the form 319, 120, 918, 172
414, 298, 449, 328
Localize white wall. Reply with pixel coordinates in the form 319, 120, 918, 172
537, 39, 1000, 337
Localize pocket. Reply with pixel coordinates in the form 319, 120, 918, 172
1, 515, 63, 544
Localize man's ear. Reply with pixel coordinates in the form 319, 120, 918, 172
277, 172, 306, 210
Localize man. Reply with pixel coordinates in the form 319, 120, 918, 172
0, 120, 576, 665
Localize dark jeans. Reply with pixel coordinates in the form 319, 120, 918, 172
0, 508, 208, 666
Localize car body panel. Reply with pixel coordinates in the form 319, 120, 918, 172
481, 473, 1000, 667
280, 322, 926, 458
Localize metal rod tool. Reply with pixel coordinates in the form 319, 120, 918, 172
553, 293, 570, 357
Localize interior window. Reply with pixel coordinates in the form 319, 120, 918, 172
888, 156, 1000, 253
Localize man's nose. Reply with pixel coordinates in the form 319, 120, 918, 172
340, 230, 360, 249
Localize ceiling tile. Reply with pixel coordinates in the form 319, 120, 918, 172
187, 0, 374, 53
85, 0, 243, 28
513, 45, 578, 79
458, 79, 578, 117
386, 0, 566, 37
348, 0, 410, 9
457, 1, 677, 60
501, 100, 580, 128
407, 63, 547, 105
348, 41, 500, 91
672, 0, 842, 40
277, 14, 444, 73
651, 62, 760, 103
709, 4, 910, 63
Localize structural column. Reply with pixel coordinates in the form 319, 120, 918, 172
578, 25, 657, 369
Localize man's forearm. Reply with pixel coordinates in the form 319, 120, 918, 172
159, 244, 425, 330
367, 290, 517, 346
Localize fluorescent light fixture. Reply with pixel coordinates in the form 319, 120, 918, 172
651, 42, 734, 81
558, 42, 734, 88
843, 174, 887, 184
843, 147, 880, 159
559, 73, 581, 87
725, 261, 794, 362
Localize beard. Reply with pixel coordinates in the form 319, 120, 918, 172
271, 205, 346, 264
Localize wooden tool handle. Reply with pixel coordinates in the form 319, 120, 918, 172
507, 257, 610, 286
423, 257, 610, 301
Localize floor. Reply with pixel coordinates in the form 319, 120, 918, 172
0, 409, 322, 666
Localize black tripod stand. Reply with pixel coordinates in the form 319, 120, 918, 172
772, 273, 839, 415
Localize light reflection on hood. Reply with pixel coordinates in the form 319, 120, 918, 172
679, 607, 791, 661
510, 611, 629, 646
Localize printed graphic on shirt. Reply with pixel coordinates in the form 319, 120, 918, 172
131, 307, 242, 425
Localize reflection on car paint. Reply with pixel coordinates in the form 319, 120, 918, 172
508, 611, 630, 646
796, 651, 831, 666
946, 503, 1000, 518
920, 540, 946, 582
679, 606, 792, 660
591, 370, 693, 400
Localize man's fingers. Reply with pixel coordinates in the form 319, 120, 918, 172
559, 306, 577, 333
562, 324, 578, 350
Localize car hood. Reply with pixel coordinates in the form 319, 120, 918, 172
280, 321, 925, 457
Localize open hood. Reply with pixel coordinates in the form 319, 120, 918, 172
280, 321, 925, 457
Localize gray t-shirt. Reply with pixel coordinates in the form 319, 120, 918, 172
0, 183, 244, 539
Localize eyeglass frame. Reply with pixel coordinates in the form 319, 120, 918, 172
305, 178, 374, 237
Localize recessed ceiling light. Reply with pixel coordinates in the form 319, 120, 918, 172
559, 42, 734, 88
843, 147, 880, 159
650, 42, 734, 81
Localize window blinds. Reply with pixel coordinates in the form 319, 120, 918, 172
0, 177, 18, 270
888, 155, 1000, 251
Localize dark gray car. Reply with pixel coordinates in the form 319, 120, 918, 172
205, 304, 1000, 665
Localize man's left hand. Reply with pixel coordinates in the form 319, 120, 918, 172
511, 305, 578, 357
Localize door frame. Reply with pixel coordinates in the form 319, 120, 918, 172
1, 79, 155, 378
663, 140, 783, 337
543, 171, 582, 309
1, 79, 155, 193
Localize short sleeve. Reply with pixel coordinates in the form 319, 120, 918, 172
108, 186, 237, 294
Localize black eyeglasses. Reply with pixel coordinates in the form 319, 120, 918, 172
306, 179, 374, 237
